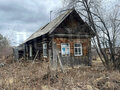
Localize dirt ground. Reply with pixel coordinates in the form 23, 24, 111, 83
0, 59, 120, 90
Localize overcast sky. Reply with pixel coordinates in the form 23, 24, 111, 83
0, 0, 119, 46
0, 0, 62, 46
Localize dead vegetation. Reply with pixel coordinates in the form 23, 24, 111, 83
0, 59, 120, 90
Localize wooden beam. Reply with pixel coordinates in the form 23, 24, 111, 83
33, 50, 39, 63
50, 34, 92, 38
57, 50, 64, 72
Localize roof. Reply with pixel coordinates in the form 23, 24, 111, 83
24, 9, 74, 43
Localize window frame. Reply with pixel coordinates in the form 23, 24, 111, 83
43, 43, 47, 58
61, 43, 70, 57
74, 43, 82, 56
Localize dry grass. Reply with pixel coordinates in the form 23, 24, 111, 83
0, 59, 120, 90
0, 60, 49, 90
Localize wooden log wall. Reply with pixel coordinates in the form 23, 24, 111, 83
53, 37, 90, 57
52, 37, 91, 67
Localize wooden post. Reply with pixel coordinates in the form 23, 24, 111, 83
52, 42, 57, 70
88, 39, 92, 66
29, 44, 33, 59
57, 50, 64, 72
13, 47, 19, 61
24, 44, 26, 60
49, 49, 52, 70
33, 50, 39, 63
26, 44, 28, 60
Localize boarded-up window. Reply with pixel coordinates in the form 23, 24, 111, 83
43, 43, 47, 57
61, 43, 70, 56
74, 43, 82, 56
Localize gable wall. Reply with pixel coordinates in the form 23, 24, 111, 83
50, 10, 92, 66
52, 10, 90, 35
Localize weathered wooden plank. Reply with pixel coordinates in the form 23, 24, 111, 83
33, 50, 39, 62
56, 48, 64, 72
52, 41, 58, 70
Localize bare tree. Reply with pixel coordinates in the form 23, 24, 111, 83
62, 0, 120, 70
0, 34, 9, 50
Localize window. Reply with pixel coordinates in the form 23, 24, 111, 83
43, 43, 47, 57
74, 43, 82, 56
61, 43, 70, 56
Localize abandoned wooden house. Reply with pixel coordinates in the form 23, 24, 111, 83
17, 9, 95, 68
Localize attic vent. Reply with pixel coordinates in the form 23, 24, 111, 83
41, 23, 49, 30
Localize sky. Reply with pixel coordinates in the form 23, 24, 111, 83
0, 0, 119, 46
0, 0, 62, 46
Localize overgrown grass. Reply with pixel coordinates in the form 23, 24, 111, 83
0, 60, 120, 90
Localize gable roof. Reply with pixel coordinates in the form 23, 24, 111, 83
24, 9, 74, 43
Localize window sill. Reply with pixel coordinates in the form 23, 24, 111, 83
74, 55, 82, 57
